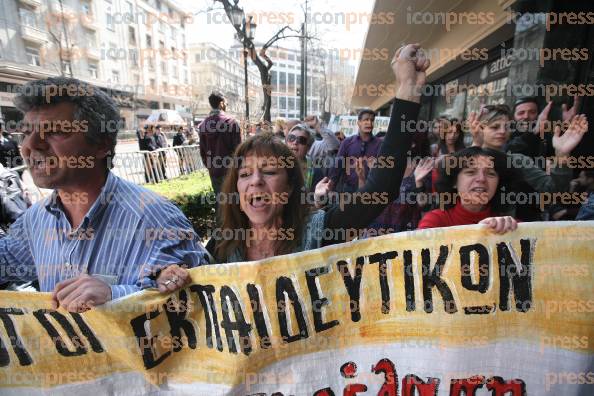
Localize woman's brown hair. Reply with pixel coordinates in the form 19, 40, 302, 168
214, 133, 308, 261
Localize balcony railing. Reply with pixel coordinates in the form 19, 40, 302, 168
20, 24, 48, 44
19, 0, 42, 8
86, 47, 101, 60
80, 14, 98, 30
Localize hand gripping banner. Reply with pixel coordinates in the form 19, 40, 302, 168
0, 222, 593, 395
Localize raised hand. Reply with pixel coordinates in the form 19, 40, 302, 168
535, 101, 553, 137
354, 157, 366, 187
467, 111, 483, 147
553, 114, 588, 157
414, 157, 435, 187
391, 44, 430, 103
562, 95, 581, 122
314, 177, 334, 208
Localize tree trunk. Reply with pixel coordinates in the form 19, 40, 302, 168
260, 71, 272, 122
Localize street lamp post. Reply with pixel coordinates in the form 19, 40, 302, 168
230, 2, 256, 124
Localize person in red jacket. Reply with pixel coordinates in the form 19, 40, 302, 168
418, 146, 518, 234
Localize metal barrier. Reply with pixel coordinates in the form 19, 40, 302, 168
111, 145, 206, 185
6, 144, 204, 188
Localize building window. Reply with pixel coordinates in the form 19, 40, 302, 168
88, 64, 98, 78
150, 78, 156, 90
25, 46, 40, 66
147, 57, 155, 70
162, 82, 168, 93
128, 26, 136, 45
127, 1, 134, 15
82, 2, 92, 16
130, 49, 139, 66
195, 53, 201, 62
184, 70, 188, 84
19, 8, 38, 28
271, 71, 278, 87
161, 61, 166, 74
173, 65, 178, 79
86, 31, 96, 47
106, 5, 114, 31
111, 70, 120, 83
146, 34, 152, 47
63, 61, 72, 75
279, 72, 286, 89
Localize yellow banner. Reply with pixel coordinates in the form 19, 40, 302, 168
0, 222, 593, 395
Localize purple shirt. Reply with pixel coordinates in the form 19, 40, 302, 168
198, 110, 241, 178
329, 134, 382, 191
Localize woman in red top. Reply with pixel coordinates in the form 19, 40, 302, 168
418, 146, 518, 234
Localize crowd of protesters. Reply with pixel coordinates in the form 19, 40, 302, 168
0, 43, 590, 310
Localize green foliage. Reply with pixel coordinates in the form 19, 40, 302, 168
146, 171, 216, 240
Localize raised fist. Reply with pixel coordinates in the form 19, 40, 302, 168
391, 44, 430, 103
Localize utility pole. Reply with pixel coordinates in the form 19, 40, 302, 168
299, 0, 309, 119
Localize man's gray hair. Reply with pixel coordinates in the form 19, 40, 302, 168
14, 77, 122, 168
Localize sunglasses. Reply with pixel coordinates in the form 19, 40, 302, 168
286, 134, 308, 145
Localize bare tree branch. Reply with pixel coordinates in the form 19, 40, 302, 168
213, 0, 318, 122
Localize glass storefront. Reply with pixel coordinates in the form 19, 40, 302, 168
430, 51, 513, 121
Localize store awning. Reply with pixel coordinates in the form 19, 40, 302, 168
352, 0, 516, 111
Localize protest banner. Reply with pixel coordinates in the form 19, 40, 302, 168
328, 115, 390, 137
0, 222, 592, 395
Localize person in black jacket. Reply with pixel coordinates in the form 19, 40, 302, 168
506, 96, 582, 161
0, 122, 23, 170
173, 126, 188, 175
138, 126, 159, 183
0, 163, 30, 290
154, 125, 169, 180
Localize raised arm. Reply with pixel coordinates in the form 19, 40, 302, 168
324, 44, 429, 236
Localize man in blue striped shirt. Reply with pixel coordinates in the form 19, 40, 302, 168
0, 77, 208, 312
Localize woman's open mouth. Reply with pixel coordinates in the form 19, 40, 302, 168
248, 193, 269, 209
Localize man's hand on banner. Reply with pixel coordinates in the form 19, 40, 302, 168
51, 274, 112, 313
157, 264, 191, 293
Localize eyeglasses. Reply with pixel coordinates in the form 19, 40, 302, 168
286, 134, 308, 145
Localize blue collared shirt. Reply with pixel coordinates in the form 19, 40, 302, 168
0, 172, 208, 299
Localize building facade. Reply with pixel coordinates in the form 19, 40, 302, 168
189, 42, 262, 124
0, 0, 193, 131
266, 46, 324, 121
352, 0, 594, 162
